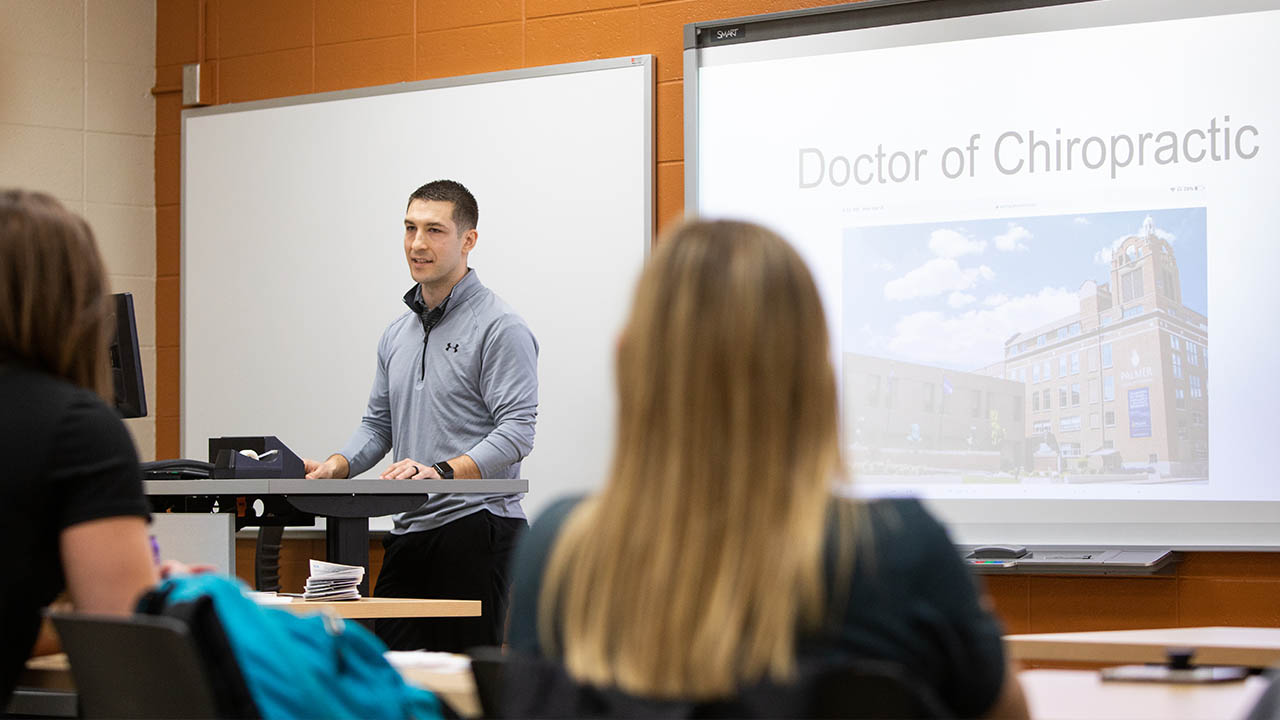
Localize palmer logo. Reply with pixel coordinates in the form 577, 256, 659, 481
1121, 350, 1153, 384
1121, 366, 1153, 383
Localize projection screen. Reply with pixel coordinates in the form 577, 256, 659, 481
686, 0, 1280, 547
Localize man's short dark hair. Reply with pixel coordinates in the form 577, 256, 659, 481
407, 180, 478, 233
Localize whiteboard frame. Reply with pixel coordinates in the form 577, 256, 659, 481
179, 56, 654, 523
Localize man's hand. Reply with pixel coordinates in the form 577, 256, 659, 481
380, 459, 441, 480
304, 454, 350, 479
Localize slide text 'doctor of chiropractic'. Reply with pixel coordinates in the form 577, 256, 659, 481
799, 115, 1260, 188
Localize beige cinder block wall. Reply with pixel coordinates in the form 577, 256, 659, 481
0, 0, 157, 459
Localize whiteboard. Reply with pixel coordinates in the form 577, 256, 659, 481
182, 57, 652, 522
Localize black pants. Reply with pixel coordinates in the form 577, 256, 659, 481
374, 510, 527, 652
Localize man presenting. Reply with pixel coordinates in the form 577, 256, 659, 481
304, 180, 538, 652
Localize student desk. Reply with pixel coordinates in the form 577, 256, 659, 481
392, 665, 1273, 720
1007, 627, 1280, 668
273, 596, 480, 619
1019, 669, 1269, 720
6, 599, 481, 719
7, 655, 75, 718
393, 657, 482, 718
13, 660, 1269, 720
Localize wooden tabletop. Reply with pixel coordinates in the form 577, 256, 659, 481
397, 662, 481, 718
1006, 626, 1280, 667
268, 596, 481, 619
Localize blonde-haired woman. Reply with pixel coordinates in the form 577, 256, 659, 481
0, 190, 157, 705
506, 219, 1027, 717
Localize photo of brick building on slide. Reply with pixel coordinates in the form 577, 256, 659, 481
843, 208, 1208, 485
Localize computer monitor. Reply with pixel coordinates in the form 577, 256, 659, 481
109, 292, 147, 418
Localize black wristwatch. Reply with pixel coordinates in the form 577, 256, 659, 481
431, 461, 454, 479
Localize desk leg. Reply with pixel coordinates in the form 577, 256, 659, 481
326, 516, 370, 597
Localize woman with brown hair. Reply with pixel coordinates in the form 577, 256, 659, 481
506, 219, 1027, 717
0, 189, 157, 705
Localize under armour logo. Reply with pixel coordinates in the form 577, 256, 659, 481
445, 343, 460, 353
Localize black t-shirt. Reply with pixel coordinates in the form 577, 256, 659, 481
0, 366, 149, 705
507, 496, 1006, 718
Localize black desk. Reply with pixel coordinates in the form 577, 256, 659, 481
146, 478, 528, 594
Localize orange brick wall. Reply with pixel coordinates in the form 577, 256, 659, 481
153, 0, 853, 459
156, 0, 1280, 632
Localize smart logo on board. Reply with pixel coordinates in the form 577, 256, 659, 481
704, 25, 745, 44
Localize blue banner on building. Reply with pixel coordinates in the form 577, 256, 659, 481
1129, 387, 1152, 438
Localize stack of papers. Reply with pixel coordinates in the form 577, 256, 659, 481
384, 651, 473, 674
303, 559, 364, 601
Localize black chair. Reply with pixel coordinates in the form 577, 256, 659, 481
468, 646, 509, 718
468, 647, 951, 719
49, 612, 257, 719
254, 525, 285, 592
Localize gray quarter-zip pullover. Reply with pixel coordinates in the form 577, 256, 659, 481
339, 269, 538, 533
